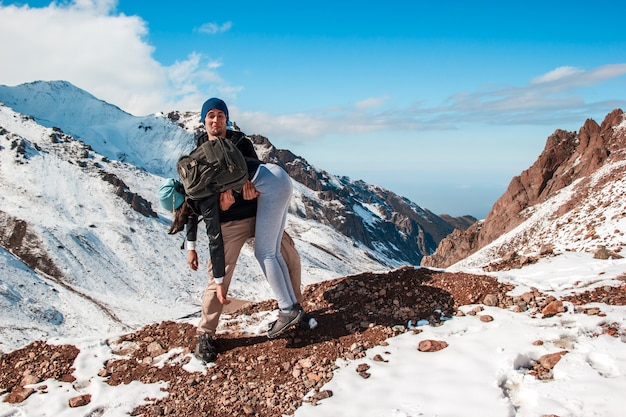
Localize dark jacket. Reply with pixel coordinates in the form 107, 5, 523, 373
185, 130, 262, 278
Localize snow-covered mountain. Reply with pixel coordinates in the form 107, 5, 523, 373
0, 80, 192, 176
0, 80, 468, 352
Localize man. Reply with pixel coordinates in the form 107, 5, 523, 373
186, 98, 315, 363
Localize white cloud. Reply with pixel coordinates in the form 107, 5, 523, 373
196, 21, 233, 35
239, 62, 626, 142
168, 53, 221, 93
238, 104, 412, 143
72, 0, 117, 13
531, 64, 626, 91
160, 53, 245, 115
430, 64, 626, 127
532, 66, 584, 84
354, 96, 388, 110
0, 1, 238, 116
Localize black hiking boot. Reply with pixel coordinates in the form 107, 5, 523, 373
195, 333, 217, 363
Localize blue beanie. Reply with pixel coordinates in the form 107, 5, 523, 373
158, 178, 185, 211
200, 97, 229, 123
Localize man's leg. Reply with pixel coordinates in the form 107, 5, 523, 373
197, 217, 255, 336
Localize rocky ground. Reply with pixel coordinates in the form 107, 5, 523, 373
1, 266, 625, 416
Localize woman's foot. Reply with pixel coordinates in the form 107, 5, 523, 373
267, 307, 304, 338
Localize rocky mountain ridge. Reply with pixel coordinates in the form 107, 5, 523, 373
422, 108, 626, 269
250, 134, 470, 265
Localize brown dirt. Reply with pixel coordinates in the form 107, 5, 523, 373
1, 266, 624, 416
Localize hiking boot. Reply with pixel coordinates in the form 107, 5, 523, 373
195, 333, 217, 363
267, 312, 317, 331
267, 307, 304, 339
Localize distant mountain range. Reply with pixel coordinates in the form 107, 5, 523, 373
0, 80, 474, 266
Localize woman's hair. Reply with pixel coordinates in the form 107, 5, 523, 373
168, 201, 193, 235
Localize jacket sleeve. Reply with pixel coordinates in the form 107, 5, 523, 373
197, 194, 226, 279
239, 136, 259, 160
228, 131, 259, 160
185, 201, 199, 245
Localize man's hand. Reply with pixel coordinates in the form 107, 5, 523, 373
187, 250, 199, 271
216, 283, 231, 305
219, 189, 235, 211
242, 181, 260, 200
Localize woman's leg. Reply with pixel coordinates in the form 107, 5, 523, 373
252, 164, 297, 311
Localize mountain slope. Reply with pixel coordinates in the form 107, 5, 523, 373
0, 100, 384, 352
0, 80, 193, 176
422, 108, 626, 269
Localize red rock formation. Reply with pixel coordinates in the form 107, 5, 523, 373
422, 109, 625, 268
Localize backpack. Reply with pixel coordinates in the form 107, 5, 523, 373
158, 178, 185, 211
176, 137, 249, 200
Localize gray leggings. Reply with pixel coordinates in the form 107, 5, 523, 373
251, 163, 297, 311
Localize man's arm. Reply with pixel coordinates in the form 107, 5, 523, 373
185, 210, 200, 270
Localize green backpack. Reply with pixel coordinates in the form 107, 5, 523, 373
176, 137, 249, 200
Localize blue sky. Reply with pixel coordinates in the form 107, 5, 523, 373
1, 0, 625, 217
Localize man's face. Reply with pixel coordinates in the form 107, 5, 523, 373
204, 109, 227, 138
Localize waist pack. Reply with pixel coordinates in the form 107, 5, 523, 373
176, 137, 249, 200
